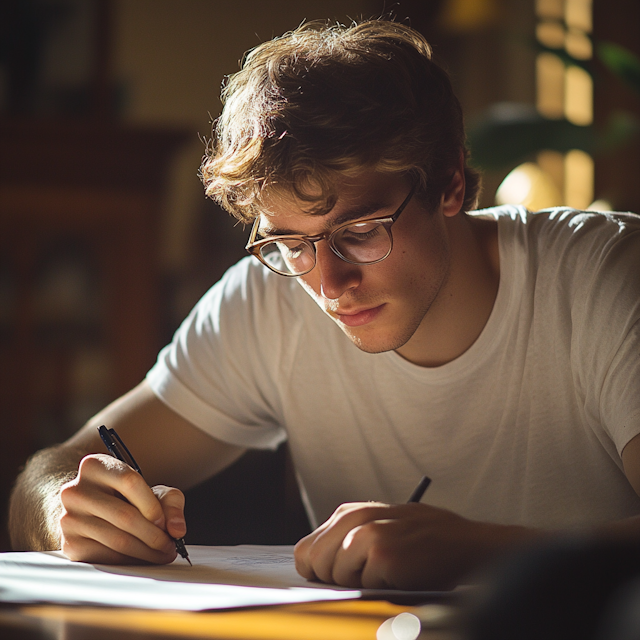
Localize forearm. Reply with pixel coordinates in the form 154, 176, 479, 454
8, 445, 84, 551
470, 516, 640, 578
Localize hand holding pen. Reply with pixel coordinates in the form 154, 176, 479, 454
293, 475, 433, 589
98, 425, 192, 565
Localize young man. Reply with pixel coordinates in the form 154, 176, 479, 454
9, 19, 640, 591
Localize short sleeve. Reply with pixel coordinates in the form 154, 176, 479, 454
568, 214, 640, 453
600, 319, 640, 454
146, 257, 293, 450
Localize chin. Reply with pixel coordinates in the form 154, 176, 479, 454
342, 326, 414, 355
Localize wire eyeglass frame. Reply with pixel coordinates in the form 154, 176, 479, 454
245, 183, 417, 277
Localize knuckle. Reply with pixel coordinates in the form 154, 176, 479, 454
78, 454, 103, 475
59, 482, 73, 502
343, 522, 372, 548
148, 527, 170, 550
365, 536, 395, 568
61, 530, 93, 562
118, 466, 142, 493
109, 530, 133, 555
361, 521, 388, 548
294, 559, 312, 579
293, 536, 310, 556
59, 475, 77, 491
156, 486, 185, 509
59, 511, 79, 539
336, 503, 385, 528
306, 538, 324, 565
59, 483, 83, 509
360, 519, 382, 538
168, 488, 186, 508
61, 537, 82, 561
335, 502, 365, 517
112, 501, 138, 530
348, 522, 389, 561
306, 545, 331, 582
103, 522, 139, 555
59, 510, 73, 529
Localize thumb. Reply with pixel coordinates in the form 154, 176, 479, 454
153, 485, 187, 539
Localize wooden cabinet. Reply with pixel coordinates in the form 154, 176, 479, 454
0, 119, 189, 549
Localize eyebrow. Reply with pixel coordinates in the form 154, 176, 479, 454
259, 199, 392, 237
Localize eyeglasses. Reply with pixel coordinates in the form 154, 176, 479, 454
245, 184, 417, 277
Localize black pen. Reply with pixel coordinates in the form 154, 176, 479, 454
407, 475, 431, 503
98, 425, 192, 566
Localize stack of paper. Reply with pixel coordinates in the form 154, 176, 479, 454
0, 545, 361, 610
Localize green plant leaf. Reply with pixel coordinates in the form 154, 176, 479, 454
467, 104, 595, 170
467, 103, 640, 170
598, 110, 640, 150
597, 42, 640, 95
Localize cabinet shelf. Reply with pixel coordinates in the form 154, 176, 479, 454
0, 119, 189, 550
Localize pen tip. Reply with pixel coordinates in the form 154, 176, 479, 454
187, 557, 192, 566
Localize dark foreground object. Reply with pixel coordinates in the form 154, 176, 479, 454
466, 537, 640, 640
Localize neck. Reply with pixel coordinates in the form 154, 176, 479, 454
396, 214, 500, 367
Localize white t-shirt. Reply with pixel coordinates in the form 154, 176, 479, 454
147, 206, 640, 530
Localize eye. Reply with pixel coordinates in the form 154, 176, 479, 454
276, 240, 307, 259
348, 221, 379, 234
340, 222, 384, 242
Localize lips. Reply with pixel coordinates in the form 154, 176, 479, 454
335, 304, 385, 327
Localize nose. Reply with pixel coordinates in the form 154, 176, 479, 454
315, 241, 362, 300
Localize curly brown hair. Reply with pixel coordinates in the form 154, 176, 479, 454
201, 19, 481, 223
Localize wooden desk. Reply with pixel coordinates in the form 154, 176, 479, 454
0, 601, 457, 640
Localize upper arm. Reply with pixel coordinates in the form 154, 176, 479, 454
65, 380, 246, 490
621, 433, 640, 497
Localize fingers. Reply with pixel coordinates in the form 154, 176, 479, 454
61, 535, 137, 565
78, 455, 166, 527
330, 525, 371, 588
294, 502, 469, 590
59, 454, 184, 564
60, 504, 176, 564
329, 520, 400, 589
294, 502, 391, 584
153, 485, 187, 539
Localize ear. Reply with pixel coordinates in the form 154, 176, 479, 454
441, 150, 466, 218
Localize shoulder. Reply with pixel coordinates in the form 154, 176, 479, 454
472, 204, 640, 265
532, 207, 640, 252
471, 203, 640, 235
533, 209, 640, 283
153, 256, 324, 387
183, 256, 327, 360
195, 256, 309, 320
471, 202, 640, 226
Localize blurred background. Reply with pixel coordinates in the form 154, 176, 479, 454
0, 0, 638, 551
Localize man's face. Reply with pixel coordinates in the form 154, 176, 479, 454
258, 171, 455, 358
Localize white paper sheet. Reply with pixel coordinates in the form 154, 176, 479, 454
0, 545, 362, 610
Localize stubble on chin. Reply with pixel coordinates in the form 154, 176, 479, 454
296, 248, 450, 357
340, 271, 452, 357
338, 316, 423, 355
297, 280, 430, 355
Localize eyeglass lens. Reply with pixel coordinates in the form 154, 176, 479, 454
259, 222, 391, 275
